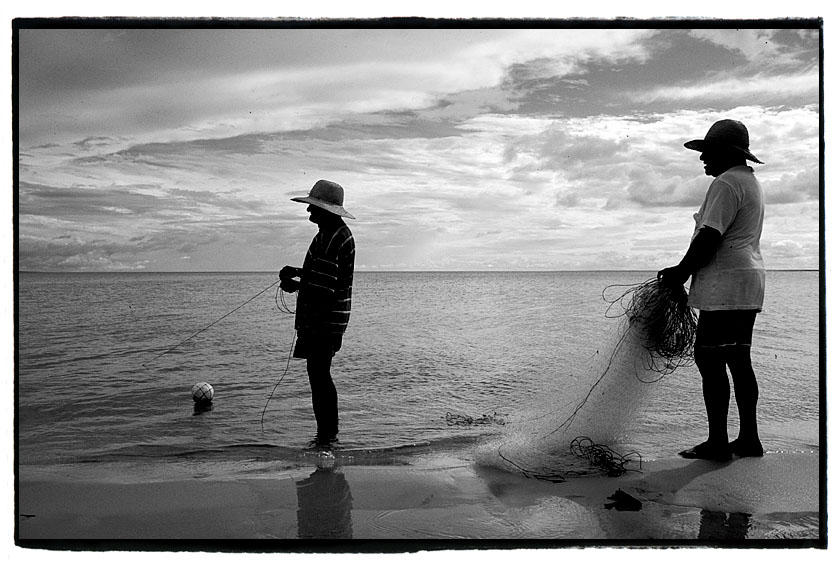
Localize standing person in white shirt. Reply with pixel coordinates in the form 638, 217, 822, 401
658, 119, 766, 462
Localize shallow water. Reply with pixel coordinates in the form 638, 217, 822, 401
16, 270, 820, 474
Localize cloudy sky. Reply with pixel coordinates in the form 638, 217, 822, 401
15, 23, 822, 272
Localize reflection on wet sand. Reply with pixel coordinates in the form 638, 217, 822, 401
698, 509, 751, 540
296, 467, 353, 539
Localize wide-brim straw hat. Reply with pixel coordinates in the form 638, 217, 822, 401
291, 179, 356, 219
684, 119, 763, 164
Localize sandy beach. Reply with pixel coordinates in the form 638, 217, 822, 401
15, 450, 822, 549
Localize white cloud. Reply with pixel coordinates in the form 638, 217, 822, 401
636, 68, 819, 105
19, 28, 659, 148
768, 239, 805, 257
15, 26, 820, 271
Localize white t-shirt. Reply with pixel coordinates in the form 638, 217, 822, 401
688, 165, 766, 311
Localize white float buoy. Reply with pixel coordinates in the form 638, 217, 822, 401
191, 382, 214, 404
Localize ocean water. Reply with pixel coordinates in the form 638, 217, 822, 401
16, 271, 820, 477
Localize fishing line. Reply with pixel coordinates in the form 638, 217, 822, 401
259, 283, 298, 431
142, 279, 281, 367
141, 273, 299, 430
275, 283, 296, 314
260, 327, 297, 433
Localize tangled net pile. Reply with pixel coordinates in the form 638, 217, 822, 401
476, 278, 697, 483
568, 436, 642, 478
603, 278, 697, 382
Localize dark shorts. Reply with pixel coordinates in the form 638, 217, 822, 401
695, 310, 758, 347
293, 332, 343, 359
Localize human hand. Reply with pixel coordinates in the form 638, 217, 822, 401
280, 278, 300, 293
657, 265, 690, 288
279, 265, 300, 281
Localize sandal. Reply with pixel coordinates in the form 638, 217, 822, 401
679, 441, 732, 461
729, 438, 764, 457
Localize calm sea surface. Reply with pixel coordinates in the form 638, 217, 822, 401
16, 271, 820, 474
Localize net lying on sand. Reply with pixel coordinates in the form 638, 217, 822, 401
476, 278, 697, 482
446, 412, 508, 426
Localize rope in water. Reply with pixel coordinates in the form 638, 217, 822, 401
260, 326, 297, 433
138, 273, 297, 432
259, 283, 298, 432
142, 279, 281, 367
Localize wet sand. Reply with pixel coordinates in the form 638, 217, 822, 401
15, 451, 822, 549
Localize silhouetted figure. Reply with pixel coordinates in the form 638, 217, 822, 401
659, 120, 766, 461
280, 180, 356, 448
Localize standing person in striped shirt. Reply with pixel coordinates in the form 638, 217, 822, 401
280, 180, 356, 449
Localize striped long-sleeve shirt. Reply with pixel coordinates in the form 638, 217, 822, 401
295, 220, 355, 337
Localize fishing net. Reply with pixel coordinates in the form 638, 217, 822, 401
603, 278, 697, 381
475, 278, 696, 482
446, 411, 508, 426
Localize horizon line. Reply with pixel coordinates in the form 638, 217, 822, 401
16, 268, 821, 274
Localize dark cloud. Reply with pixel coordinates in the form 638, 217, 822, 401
115, 136, 271, 158
19, 182, 166, 219
18, 29, 329, 106
74, 136, 117, 150
502, 31, 755, 117
18, 181, 274, 228
71, 115, 471, 171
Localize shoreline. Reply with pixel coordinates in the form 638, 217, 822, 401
15, 451, 823, 548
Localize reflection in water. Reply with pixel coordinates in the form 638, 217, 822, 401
698, 509, 751, 540
296, 467, 353, 539
193, 402, 213, 415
